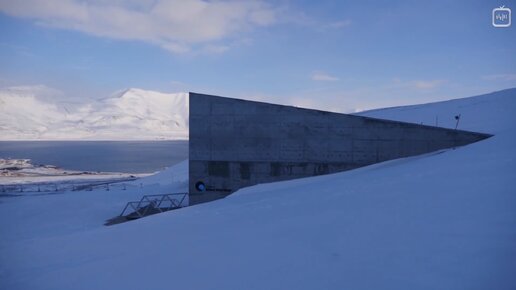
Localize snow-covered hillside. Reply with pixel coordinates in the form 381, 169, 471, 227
0, 88, 515, 290
0, 87, 189, 140
356, 88, 516, 135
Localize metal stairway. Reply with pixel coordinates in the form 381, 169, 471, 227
105, 193, 187, 225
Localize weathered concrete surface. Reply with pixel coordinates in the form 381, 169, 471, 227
189, 92, 491, 204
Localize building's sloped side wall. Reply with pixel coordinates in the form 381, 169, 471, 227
189, 93, 491, 204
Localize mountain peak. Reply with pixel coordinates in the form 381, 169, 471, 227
108, 88, 188, 100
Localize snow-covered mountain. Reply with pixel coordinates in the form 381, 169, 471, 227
0, 87, 189, 140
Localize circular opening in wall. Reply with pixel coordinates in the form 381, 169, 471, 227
195, 181, 206, 192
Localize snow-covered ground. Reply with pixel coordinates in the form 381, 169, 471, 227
0, 87, 189, 140
0, 88, 515, 290
0, 160, 188, 254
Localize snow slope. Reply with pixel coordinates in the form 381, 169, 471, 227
1, 89, 515, 290
356, 88, 516, 135
0, 160, 188, 250
0, 87, 189, 140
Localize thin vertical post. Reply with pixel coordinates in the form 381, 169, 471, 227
454, 114, 461, 130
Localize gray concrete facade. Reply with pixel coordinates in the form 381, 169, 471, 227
189, 92, 491, 205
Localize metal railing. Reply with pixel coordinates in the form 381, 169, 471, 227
0, 177, 138, 195
119, 193, 188, 219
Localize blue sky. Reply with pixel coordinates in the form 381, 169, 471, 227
1, 0, 515, 112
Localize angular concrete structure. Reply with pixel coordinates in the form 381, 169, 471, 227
189, 92, 491, 205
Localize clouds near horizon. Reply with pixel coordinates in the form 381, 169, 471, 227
311, 71, 339, 81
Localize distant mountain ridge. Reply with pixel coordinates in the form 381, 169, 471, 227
0, 87, 189, 140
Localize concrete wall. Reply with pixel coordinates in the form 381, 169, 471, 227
189, 92, 491, 204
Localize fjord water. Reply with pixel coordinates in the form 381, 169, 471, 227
0, 141, 188, 173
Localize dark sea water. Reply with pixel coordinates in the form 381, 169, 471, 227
0, 141, 188, 173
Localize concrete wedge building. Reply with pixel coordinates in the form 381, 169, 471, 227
188, 92, 491, 205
